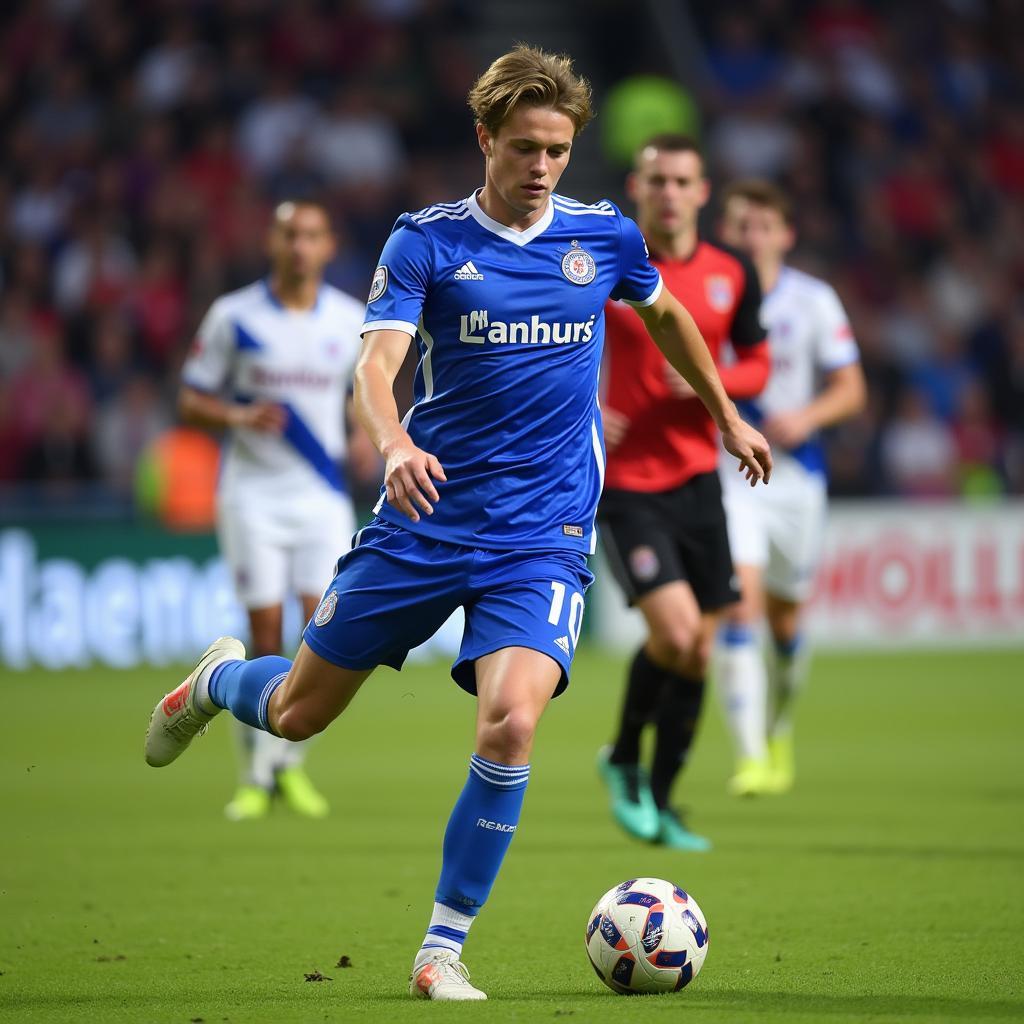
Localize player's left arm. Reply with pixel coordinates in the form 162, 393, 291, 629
764, 286, 866, 448
716, 251, 770, 399
635, 288, 772, 485
766, 361, 866, 448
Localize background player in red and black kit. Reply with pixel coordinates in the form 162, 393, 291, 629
597, 135, 770, 850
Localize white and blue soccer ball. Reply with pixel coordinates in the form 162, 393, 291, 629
585, 877, 709, 995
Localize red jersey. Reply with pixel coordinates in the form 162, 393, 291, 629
603, 240, 769, 492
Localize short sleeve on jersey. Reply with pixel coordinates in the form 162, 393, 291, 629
181, 298, 234, 393
612, 213, 663, 307
362, 216, 432, 337
814, 284, 859, 370
730, 250, 767, 348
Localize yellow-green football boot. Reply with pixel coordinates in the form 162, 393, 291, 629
224, 785, 271, 821
728, 755, 775, 797
767, 734, 795, 793
276, 766, 329, 818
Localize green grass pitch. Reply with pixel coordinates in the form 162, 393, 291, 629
2, 648, 1022, 1023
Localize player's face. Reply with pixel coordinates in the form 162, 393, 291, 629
628, 149, 710, 237
720, 199, 794, 264
478, 105, 574, 219
268, 204, 336, 282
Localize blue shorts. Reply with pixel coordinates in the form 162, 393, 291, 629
302, 518, 594, 696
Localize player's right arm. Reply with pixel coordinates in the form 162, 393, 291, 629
178, 387, 286, 433
178, 299, 286, 434
355, 215, 445, 523
354, 329, 446, 523
764, 284, 866, 448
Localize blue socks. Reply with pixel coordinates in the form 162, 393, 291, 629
419, 754, 529, 959
207, 656, 291, 732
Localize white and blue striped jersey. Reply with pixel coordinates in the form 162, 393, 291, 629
736, 266, 859, 476
363, 190, 662, 554
182, 279, 365, 498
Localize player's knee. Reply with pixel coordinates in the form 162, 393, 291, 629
648, 622, 698, 671
725, 595, 758, 628
688, 635, 714, 677
273, 704, 327, 743
478, 706, 538, 762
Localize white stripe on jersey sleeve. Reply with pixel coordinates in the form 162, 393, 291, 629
620, 275, 663, 308
361, 318, 418, 337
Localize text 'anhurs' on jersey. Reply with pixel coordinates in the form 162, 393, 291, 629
458, 310, 597, 346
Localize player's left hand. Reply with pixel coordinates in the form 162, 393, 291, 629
722, 418, 772, 487
764, 410, 812, 448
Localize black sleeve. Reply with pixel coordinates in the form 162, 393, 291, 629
722, 245, 767, 349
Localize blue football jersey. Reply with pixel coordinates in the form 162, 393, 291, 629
362, 190, 662, 554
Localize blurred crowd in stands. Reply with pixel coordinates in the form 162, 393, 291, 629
0, 0, 1021, 517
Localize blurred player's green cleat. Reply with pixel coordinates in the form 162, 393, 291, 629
276, 765, 329, 818
728, 755, 775, 797
144, 636, 245, 767
224, 785, 271, 821
597, 746, 660, 841
655, 807, 712, 852
768, 733, 795, 793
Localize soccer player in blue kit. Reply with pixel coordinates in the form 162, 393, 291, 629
145, 45, 771, 1001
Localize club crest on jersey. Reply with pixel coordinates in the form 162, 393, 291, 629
561, 245, 596, 285
313, 591, 338, 627
705, 275, 733, 313
368, 265, 388, 303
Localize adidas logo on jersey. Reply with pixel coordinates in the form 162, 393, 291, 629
459, 309, 596, 346
553, 636, 571, 655
454, 261, 485, 281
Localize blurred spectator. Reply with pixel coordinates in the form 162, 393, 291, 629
53, 215, 137, 314
9, 163, 71, 245
0, 0, 1020, 511
94, 375, 172, 495
880, 387, 957, 497
130, 241, 187, 369
237, 74, 318, 178
136, 18, 205, 112
86, 311, 136, 403
29, 64, 99, 150
953, 378, 1005, 496
7, 323, 92, 475
311, 86, 407, 189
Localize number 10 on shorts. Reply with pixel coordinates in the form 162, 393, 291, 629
548, 581, 585, 650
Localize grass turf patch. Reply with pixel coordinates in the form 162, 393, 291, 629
1, 648, 1022, 1022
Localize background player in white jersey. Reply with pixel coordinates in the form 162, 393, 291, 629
179, 200, 370, 820
146, 47, 770, 1001
714, 180, 866, 795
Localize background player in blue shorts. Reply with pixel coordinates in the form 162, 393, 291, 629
145, 44, 771, 1001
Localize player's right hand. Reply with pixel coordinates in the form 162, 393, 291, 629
235, 401, 287, 434
384, 441, 447, 523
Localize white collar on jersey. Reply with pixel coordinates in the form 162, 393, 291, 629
467, 189, 554, 247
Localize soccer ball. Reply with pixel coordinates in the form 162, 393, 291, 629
585, 877, 709, 994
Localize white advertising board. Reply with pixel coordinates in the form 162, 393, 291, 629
592, 501, 1024, 651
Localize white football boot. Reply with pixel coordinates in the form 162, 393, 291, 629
409, 951, 487, 1001
145, 637, 246, 767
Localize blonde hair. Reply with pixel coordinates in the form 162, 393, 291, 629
468, 44, 593, 136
